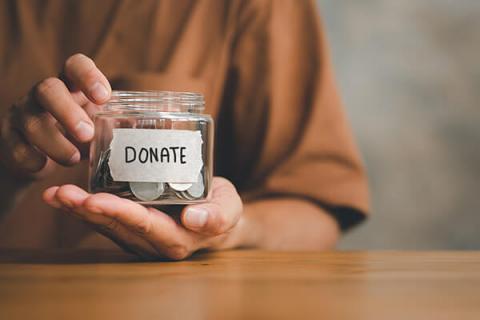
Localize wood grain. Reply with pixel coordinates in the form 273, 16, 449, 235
0, 250, 479, 319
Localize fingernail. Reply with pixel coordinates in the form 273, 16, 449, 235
90, 82, 109, 102
69, 151, 81, 164
75, 121, 94, 141
184, 207, 208, 229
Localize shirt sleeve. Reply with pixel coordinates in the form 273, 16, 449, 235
215, 0, 370, 231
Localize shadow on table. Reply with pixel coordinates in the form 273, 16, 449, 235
0, 249, 214, 264
0, 249, 139, 264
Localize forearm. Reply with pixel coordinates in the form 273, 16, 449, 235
228, 198, 340, 250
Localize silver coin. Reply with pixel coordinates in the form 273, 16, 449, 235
129, 182, 164, 201
186, 174, 205, 198
137, 119, 157, 129
168, 182, 193, 191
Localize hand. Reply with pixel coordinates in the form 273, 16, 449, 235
0, 53, 111, 177
42, 177, 244, 260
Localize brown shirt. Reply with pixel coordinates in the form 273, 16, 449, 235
0, 0, 369, 248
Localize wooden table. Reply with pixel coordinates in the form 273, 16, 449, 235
0, 250, 479, 319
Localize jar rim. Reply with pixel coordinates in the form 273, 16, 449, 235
105, 90, 205, 112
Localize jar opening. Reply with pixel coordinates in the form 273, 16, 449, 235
105, 91, 205, 113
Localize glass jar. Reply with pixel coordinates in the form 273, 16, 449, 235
89, 91, 214, 205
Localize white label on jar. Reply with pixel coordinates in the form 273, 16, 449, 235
108, 129, 203, 183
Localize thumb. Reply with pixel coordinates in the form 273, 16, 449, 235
181, 177, 243, 236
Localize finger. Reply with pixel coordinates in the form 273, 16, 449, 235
48, 185, 195, 259
0, 113, 47, 173
46, 185, 140, 229
19, 111, 80, 166
42, 186, 61, 208
83, 193, 196, 260
52, 186, 125, 230
63, 53, 111, 104
181, 177, 243, 236
34, 77, 94, 142
90, 222, 159, 260
45, 185, 158, 259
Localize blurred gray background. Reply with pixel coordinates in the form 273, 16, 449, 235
316, 0, 480, 249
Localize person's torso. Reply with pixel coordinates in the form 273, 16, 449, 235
0, 0, 239, 248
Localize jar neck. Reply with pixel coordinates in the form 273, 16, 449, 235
104, 91, 205, 113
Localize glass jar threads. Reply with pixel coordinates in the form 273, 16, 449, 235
89, 91, 214, 205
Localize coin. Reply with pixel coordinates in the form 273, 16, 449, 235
129, 182, 165, 201
168, 182, 193, 191
186, 174, 205, 198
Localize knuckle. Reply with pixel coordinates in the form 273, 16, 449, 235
23, 114, 44, 135
12, 144, 30, 163
165, 244, 190, 261
105, 218, 119, 232
35, 77, 63, 100
133, 218, 151, 235
12, 144, 45, 171
54, 186, 75, 205
83, 196, 107, 215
